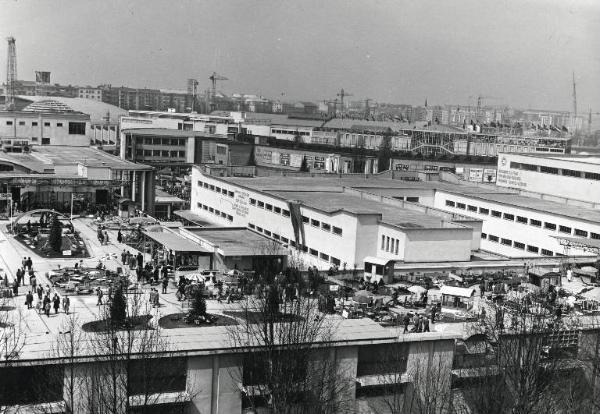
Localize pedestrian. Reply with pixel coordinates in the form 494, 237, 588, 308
96, 287, 103, 306
12, 280, 19, 296
26, 291, 33, 309
129, 255, 136, 270
62, 295, 70, 315
44, 301, 51, 317
117, 229, 123, 244
137, 252, 143, 270
103, 229, 109, 244
30, 274, 36, 290
21, 257, 27, 269
121, 249, 127, 265
53, 294, 60, 314
423, 317, 430, 332
403, 314, 411, 334
431, 306, 436, 323
36, 298, 42, 314
162, 276, 168, 294
27, 257, 32, 271
37, 285, 43, 301
417, 315, 424, 333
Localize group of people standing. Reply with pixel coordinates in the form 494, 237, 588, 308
24, 285, 70, 317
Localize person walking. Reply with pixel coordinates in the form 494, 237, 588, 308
162, 276, 168, 294
26, 291, 33, 309
117, 229, 123, 244
121, 249, 127, 265
44, 301, 51, 317
30, 274, 36, 290
96, 287, 103, 306
403, 314, 411, 334
21, 257, 27, 270
137, 252, 144, 270
423, 316, 430, 332
53, 294, 60, 314
62, 295, 70, 315
26, 257, 33, 271
37, 285, 43, 301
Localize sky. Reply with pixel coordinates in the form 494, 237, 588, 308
1, 0, 599, 111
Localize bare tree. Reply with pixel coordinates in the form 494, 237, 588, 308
0, 295, 27, 413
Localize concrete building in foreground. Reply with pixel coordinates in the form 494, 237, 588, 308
0, 318, 459, 413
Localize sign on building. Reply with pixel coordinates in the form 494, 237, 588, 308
483, 168, 497, 183
468, 168, 483, 182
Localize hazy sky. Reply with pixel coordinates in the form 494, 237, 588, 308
1, 0, 599, 111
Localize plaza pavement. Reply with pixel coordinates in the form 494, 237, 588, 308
0, 218, 241, 338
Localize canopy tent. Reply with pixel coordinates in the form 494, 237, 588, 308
440, 285, 475, 298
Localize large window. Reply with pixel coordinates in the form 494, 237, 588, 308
357, 344, 408, 376
128, 358, 186, 395
68, 122, 86, 135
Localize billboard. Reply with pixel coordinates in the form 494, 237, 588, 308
35, 71, 51, 84
483, 168, 497, 183
271, 151, 280, 165
468, 168, 483, 182
290, 153, 303, 168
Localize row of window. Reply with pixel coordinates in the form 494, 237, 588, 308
196, 202, 233, 222
197, 180, 235, 198
510, 161, 600, 181
247, 223, 341, 266
445, 199, 600, 239
5, 120, 59, 127
249, 197, 290, 217
137, 149, 185, 158
381, 234, 400, 255
140, 137, 186, 146
482, 232, 557, 256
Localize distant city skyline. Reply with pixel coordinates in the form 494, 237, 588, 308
1, 0, 599, 112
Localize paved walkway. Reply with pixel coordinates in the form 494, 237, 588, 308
0, 218, 242, 337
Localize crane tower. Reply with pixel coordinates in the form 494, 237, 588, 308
208, 72, 228, 111
5, 37, 17, 110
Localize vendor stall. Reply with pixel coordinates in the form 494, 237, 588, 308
440, 285, 475, 310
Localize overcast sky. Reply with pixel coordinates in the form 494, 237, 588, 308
1, 0, 599, 111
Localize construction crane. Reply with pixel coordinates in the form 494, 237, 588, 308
5, 37, 17, 110
337, 88, 353, 113
208, 72, 228, 111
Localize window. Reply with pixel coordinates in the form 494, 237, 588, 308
281, 237, 289, 243
406, 197, 419, 203
559, 225, 572, 234
209, 185, 215, 190
541, 249, 553, 256
310, 248, 318, 257
197, 180, 203, 187
311, 219, 320, 227
302, 216, 309, 223
248, 223, 255, 229
56, 123, 63, 127
203, 183, 209, 188
517, 216, 528, 224
208, 207, 214, 213
228, 191, 234, 198
282, 209, 290, 217
467, 205, 477, 212
215, 186, 221, 193
256, 226, 263, 232
266, 204, 273, 211
381, 235, 385, 249
503, 213, 514, 221
540, 166, 559, 175
456, 203, 466, 209
544, 222, 556, 231
585, 172, 600, 181
68, 122, 86, 134
214, 209, 220, 215
290, 240, 296, 247
220, 212, 227, 218
488, 235, 499, 242
331, 257, 341, 266
386, 237, 390, 252
274, 206, 281, 214
491, 210, 502, 218
221, 188, 228, 195
530, 219, 541, 227
591, 232, 600, 240
31, 137, 37, 142
479, 207, 489, 215
395, 239, 399, 255
32, 121, 38, 126
197, 202, 202, 208
562, 169, 581, 177
514, 241, 525, 249
321, 223, 331, 232
481, 232, 487, 239
128, 358, 186, 395
264, 230, 271, 236
43, 122, 50, 127
257, 201, 264, 208
202, 205, 208, 210
250, 198, 256, 205
527, 245, 539, 253
320, 253, 329, 261
501, 238, 512, 246
445, 200, 455, 207
574, 229, 588, 237
227, 215, 233, 222
333, 226, 342, 236
41, 138, 50, 145
273, 233, 280, 240
18, 121, 25, 126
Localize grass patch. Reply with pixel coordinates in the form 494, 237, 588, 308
82, 315, 152, 332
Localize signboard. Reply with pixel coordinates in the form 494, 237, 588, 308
497, 169, 526, 188
271, 151, 280, 165
62, 250, 72, 256
280, 153, 290, 166
468, 168, 483, 182
232, 190, 249, 218
483, 168, 497, 183
0, 193, 12, 200
329, 284, 339, 292
314, 156, 325, 170
290, 153, 303, 168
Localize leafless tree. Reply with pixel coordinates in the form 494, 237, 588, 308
0, 295, 26, 413
228, 278, 352, 413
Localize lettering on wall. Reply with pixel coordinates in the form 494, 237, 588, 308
497, 169, 527, 188
233, 190, 249, 218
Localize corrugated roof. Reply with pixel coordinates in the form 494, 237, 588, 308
17, 95, 126, 123
144, 231, 210, 252
185, 227, 287, 256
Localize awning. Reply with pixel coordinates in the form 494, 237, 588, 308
144, 231, 210, 253
173, 210, 212, 226
363, 256, 394, 266
440, 285, 475, 298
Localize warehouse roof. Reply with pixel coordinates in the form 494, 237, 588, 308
17, 95, 126, 123
184, 227, 288, 256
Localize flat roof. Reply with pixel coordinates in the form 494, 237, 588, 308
185, 227, 288, 256
173, 210, 213, 226
144, 230, 210, 252
503, 152, 600, 166
268, 190, 446, 228
0, 146, 151, 172
16, 95, 126, 123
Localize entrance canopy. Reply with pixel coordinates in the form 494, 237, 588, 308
363, 256, 395, 266
144, 231, 209, 253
